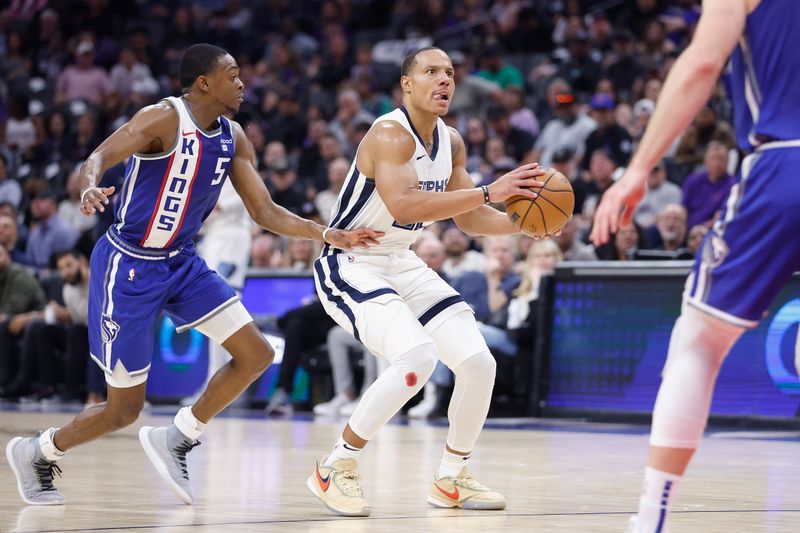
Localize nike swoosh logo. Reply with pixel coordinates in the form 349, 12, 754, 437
181, 130, 194, 137
436, 483, 459, 500
316, 465, 331, 492
416, 155, 426, 160
342, 443, 360, 451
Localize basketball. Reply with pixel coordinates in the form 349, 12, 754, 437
504, 168, 574, 238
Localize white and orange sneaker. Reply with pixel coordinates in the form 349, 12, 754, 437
306, 456, 371, 517
427, 467, 507, 510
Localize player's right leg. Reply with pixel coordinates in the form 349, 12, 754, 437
630, 147, 800, 532
6, 235, 161, 505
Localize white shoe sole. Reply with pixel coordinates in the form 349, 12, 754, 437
305, 475, 371, 517
426, 493, 507, 510
138, 427, 193, 505
5, 437, 64, 506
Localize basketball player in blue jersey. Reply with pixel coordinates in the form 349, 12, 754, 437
306, 47, 547, 517
591, 1, 799, 531
5, 43, 381, 506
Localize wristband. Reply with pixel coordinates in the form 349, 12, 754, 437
80, 189, 91, 204
481, 185, 491, 204
322, 227, 333, 243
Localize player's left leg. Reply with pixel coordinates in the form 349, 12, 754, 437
140, 254, 272, 504
425, 309, 506, 510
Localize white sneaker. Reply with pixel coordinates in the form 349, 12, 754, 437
313, 394, 352, 416
338, 399, 359, 416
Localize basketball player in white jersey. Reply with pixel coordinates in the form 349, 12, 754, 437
182, 178, 252, 405
307, 47, 546, 516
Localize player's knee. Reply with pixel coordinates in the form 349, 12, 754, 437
456, 350, 496, 387
399, 342, 438, 387
253, 340, 275, 374
106, 403, 142, 430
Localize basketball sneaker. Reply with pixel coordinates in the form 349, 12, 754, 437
139, 425, 200, 504
306, 456, 371, 516
6, 435, 65, 505
313, 394, 352, 416
427, 467, 506, 510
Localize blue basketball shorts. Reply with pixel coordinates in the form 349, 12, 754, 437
685, 144, 800, 327
88, 229, 249, 385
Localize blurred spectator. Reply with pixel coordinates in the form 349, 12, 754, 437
67, 112, 102, 167
557, 31, 603, 97
502, 85, 539, 138
578, 149, 617, 220
0, 214, 26, 264
26, 190, 80, 269
110, 47, 158, 102
550, 147, 577, 180
634, 160, 682, 228
532, 92, 596, 168
596, 222, 646, 261
486, 104, 535, 164
267, 93, 306, 151
554, 218, 597, 261
477, 43, 524, 89
297, 118, 329, 181
58, 165, 97, 234
313, 325, 379, 417
441, 226, 486, 278
0, 155, 22, 209
629, 98, 656, 146
250, 233, 283, 268
646, 203, 689, 252
581, 93, 632, 170
0, 245, 46, 395
3, 95, 44, 161
279, 237, 317, 270
616, 0, 664, 40
674, 105, 735, 170
244, 121, 267, 166
328, 88, 375, 156
449, 50, 501, 119
606, 29, 645, 99
40, 111, 73, 172
638, 20, 676, 69
687, 224, 709, 257
317, 31, 353, 89
682, 142, 735, 228
316, 157, 349, 224
55, 41, 111, 105
265, 159, 308, 217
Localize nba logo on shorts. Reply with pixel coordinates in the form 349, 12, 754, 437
702, 231, 729, 268
101, 314, 120, 343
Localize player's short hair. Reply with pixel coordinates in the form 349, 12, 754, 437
179, 43, 229, 92
401, 46, 446, 77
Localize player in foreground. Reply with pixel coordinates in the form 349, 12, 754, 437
590, 1, 797, 531
6, 43, 381, 506
307, 47, 546, 516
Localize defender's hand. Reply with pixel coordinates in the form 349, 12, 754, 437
487, 162, 547, 203
590, 169, 647, 246
81, 186, 116, 216
326, 228, 385, 249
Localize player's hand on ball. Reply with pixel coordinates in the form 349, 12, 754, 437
81, 186, 116, 216
487, 162, 547, 202
327, 228, 384, 250
589, 168, 647, 246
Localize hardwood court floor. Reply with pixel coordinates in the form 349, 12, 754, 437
1, 409, 798, 532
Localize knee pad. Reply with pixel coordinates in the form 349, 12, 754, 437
392, 342, 438, 388
650, 305, 744, 449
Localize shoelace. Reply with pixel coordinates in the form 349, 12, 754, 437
173, 440, 201, 479
457, 473, 489, 492
336, 470, 363, 497
33, 458, 62, 492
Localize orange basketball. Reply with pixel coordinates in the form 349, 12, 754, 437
504, 168, 574, 238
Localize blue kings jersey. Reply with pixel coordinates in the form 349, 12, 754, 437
113, 96, 235, 249
728, 0, 800, 150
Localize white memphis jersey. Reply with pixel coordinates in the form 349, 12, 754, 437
201, 179, 251, 236
321, 106, 452, 256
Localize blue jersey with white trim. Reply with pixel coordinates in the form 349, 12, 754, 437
113, 96, 235, 249
729, 0, 800, 150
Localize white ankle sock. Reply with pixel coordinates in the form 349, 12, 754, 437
174, 406, 206, 441
324, 436, 362, 466
437, 449, 470, 479
38, 428, 65, 462
634, 467, 681, 531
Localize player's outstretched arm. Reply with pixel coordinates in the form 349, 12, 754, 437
590, 0, 747, 246
229, 122, 383, 249
447, 127, 523, 236
369, 121, 545, 225
80, 102, 178, 216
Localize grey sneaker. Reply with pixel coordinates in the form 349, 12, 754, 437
6, 435, 65, 505
139, 425, 200, 504
265, 387, 294, 415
